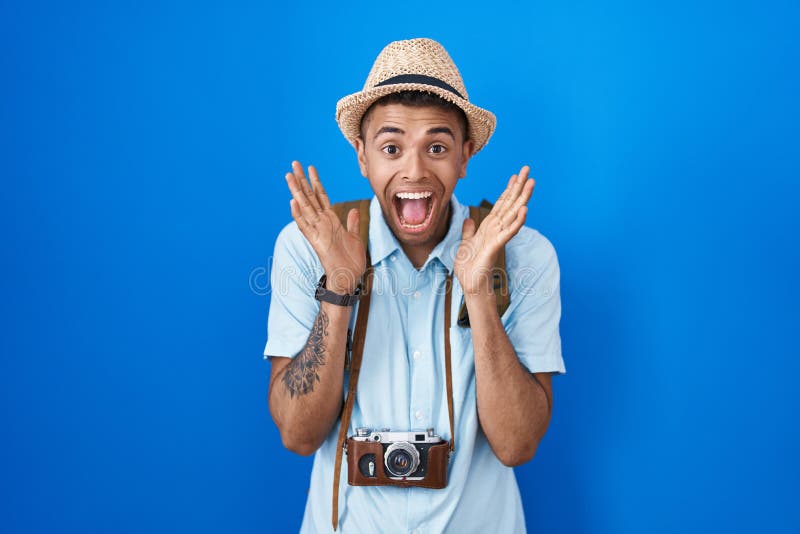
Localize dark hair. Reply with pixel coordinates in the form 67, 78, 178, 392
358, 90, 470, 142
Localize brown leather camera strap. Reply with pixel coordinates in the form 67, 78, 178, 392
332, 264, 373, 531
331, 270, 456, 531
443, 274, 455, 455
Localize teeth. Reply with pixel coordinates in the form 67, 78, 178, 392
395, 191, 433, 200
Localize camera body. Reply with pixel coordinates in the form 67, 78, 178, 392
346, 428, 450, 489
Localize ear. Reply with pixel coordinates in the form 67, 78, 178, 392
458, 139, 475, 179
354, 137, 368, 178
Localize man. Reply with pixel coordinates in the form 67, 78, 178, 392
264, 38, 565, 533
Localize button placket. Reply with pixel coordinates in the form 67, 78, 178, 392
407, 269, 431, 430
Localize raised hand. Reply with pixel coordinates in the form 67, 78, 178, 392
454, 165, 535, 296
285, 161, 366, 294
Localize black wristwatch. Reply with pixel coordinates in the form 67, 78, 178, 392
315, 275, 362, 306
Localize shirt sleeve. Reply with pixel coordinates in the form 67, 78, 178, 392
502, 227, 566, 374
263, 222, 324, 360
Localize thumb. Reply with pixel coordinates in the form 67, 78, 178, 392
461, 218, 476, 240
346, 207, 360, 235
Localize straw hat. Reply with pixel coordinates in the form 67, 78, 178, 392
335, 38, 497, 153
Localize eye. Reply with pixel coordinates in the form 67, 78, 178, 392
429, 144, 447, 155
382, 144, 399, 155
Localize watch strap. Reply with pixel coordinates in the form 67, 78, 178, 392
315, 274, 361, 306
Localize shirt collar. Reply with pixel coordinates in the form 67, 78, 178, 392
368, 194, 468, 273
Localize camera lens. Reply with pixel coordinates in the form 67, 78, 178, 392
384, 442, 420, 477
389, 450, 411, 472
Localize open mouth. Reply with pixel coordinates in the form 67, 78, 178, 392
393, 191, 434, 232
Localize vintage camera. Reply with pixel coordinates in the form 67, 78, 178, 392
346, 428, 450, 489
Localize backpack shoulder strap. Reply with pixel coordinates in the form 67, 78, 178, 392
330, 199, 371, 249
457, 200, 510, 327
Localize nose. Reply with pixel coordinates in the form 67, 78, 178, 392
402, 149, 427, 182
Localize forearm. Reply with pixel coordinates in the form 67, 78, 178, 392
268, 301, 352, 455
465, 292, 552, 466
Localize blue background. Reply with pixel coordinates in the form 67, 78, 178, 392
2, 1, 798, 532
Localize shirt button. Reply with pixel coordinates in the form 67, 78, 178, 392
391, 255, 397, 262
415, 410, 423, 421
411, 530, 420, 534
413, 291, 421, 299
412, 350, 421, 361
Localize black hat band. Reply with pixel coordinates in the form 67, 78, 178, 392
374, 74, 465, 100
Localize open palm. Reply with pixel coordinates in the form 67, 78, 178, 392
285, 161, 366, 294
454, 165, 535, 296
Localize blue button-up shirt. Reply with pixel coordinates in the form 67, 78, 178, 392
264, 195, 565, 533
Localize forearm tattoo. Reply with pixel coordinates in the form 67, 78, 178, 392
282, 311, 329, 398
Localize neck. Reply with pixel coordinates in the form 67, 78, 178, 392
402, 245, 432, 270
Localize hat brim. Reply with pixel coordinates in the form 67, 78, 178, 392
336, 83, 497, 153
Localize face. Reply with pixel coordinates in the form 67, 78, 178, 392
355, 103, 474, 256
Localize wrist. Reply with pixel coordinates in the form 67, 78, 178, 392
320, 266, 360, 295
315, 274, 361, 306
324, 277, 358, 296
462, 289, 497, 304
458, 278, 495, 299
455, 265, 499, 298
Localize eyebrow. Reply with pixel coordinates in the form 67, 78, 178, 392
373, 126, 456, 141
426, 127, 455, 141
374, 126, 403, 141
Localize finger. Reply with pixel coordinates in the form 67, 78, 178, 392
498, 166, 530, 217
286, 171, 320, 222
512, 166, 530, 199
487, 174, 519, 230
498, 169, 533, 222
286, 172, 312, 210
289, 197, 301, 221
512, 178, 535, 212
501, 178, 535, 227
289, 198, 309, 229
286, 166, 326, 222
461, 217, 476, 240
501, 205, 528, 239
493, 173, 518, 212
495, 166, 530, 217
346, 207, 360, 235
293, 161, 322, 211
292, 161, 322, 212
308, 165, 332, 209
518, 165, 530, 182
290, 199, 320, 241
486, 177, 514, 230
